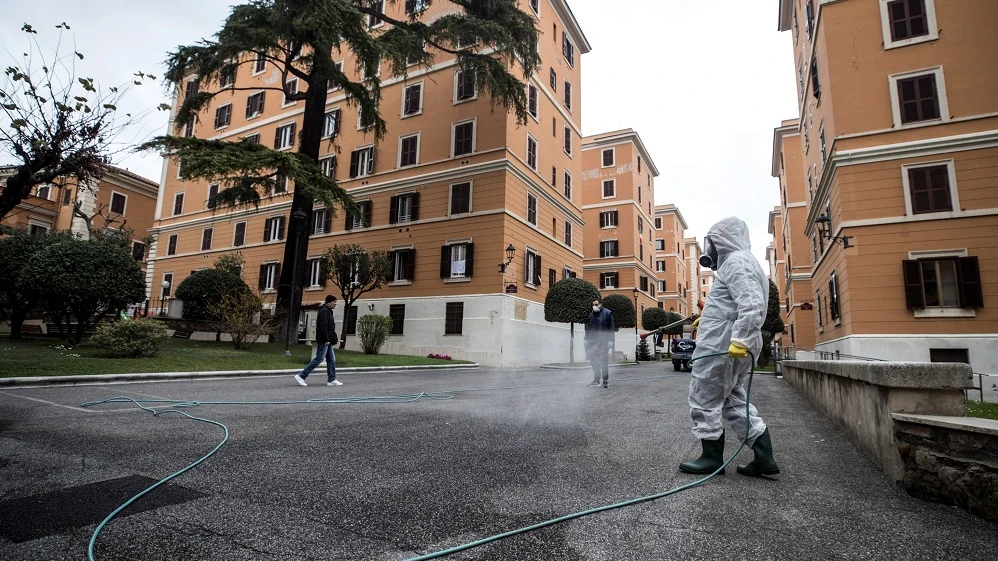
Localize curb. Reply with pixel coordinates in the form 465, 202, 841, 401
0, 363, 481, 387
538, 362, 641, 370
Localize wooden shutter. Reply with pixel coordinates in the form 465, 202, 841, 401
411, 192, 420, 221
599, 212, 606, 228
345, 210, 354, 231
288, 123, 296, 148
258, 264, 267, 291
349, 151, 360, 178
465, 243, 474, 277
533, 254, 542, 286
440, 245, 451, 278
263, 218, 272, 242
274, 127, 282, 148
612, 273, 618, 286
612, 210, 618, 224
274, 263, 281, 286
389, 196, 399, 224
277, 217, 286, 240
405, 249, 416, 281
902, 260, 925, 309
599, 242, 606, 259
322, 210, 331, 233
600, 273, 606, 289
214, 107, 222, 128
319, 259, 327, 288
363, 201, 373, 227
958, 256, 983, 308
246, 96, 253, 118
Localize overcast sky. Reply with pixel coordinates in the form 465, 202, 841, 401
2, 0, 798, 269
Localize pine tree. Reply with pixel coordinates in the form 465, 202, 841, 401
636, 337, 652, 361
141, 0, 541, 337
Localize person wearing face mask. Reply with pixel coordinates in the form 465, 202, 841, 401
680, 217, 780, 477
584, 298, 616, 388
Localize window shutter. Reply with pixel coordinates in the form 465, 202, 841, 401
440, 245, 450, 278
405, 249, 416, 280
599, 212, 606, 228
465, 243, 474, 277
263, 218, 272, 242
277, 217, 286, 240
600, 274, 606, 289
345, 210, 354, 231
258, 92, 264, 114
289, 123, 296, 148
349, 151, 360, 178
363, 201, 373, 227
613, 210, 618, 224
533, 255, 542, 286
411, 192, 420, 221
571, 271, 577, 279
612, 273, 619, 287
310, 211, 318, 234
246, 96, 253, 118
319, 260, 327, 288
274, 127, 282, 148
258, 264, 267, 291
599, 242, 605, 259
323, 210, 331, 233
958, 256, 984, 308
386, 250, 395, 280
369, 149, 376, 174
333, 109, 341, 135
214, 107, 222, 129
902, 260, 925, 309
389, 196, 399, 224
274, 263, 281, 286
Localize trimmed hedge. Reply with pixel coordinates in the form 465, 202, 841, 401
91, 318, 168, 358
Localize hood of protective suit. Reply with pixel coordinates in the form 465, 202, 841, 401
704, 217, 752, 270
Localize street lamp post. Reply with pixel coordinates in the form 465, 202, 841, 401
633, 289, 639, 362
283, 208, 309, 356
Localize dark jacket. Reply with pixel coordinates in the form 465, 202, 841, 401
584, 307, 615, 349
316, 305, 337, 344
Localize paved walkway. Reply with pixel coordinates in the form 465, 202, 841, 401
0, 363, 994, 560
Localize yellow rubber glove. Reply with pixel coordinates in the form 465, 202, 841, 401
691, 317, 700, 330
728, 341, 749, 359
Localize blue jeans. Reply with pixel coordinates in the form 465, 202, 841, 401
299, 343, 336, 382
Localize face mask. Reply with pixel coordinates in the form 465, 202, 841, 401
699, 236, 719, 270
592, 306, 600, 313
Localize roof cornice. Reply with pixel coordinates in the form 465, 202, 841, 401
582, 129, 661, 177
552, 0, 592, 53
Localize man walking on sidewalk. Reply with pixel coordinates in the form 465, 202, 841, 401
584, 298, 616, 388
294, 295, 343, 387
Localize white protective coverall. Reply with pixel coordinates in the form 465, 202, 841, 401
689, 217, 769, 444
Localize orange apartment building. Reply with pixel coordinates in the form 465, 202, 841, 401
775, 0, 998, 372
580, 129, 659, 329
147, 0, 591, 366
652, 204, 689, 317
685, 237, 703, 317
766, 207, 790, 348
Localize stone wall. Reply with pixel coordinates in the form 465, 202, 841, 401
893, 414, 998, 522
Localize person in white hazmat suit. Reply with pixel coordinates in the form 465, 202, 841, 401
679, 217, 780, 477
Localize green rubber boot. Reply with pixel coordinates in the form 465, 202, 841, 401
679, 433, 726, 474
736, 428, 781, 477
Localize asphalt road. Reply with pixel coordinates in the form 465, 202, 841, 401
1, 364, 995, 561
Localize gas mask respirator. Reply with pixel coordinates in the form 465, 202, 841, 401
699, 237, 719, 270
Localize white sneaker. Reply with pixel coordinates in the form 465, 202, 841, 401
327, 379, 343, 386
294, 375, 307, 387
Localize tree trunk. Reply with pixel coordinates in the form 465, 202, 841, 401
274, 42, 332, 348
569, 322, 575, 364
8, 308, 27, 339
71, 311, 88, 345
0, 168, 37, 222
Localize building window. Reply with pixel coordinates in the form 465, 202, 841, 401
563, 80, 572, 111
167, 234, 178, 256
550, 269, 557, 287
282, 78, 298, 106
161, 273, 174, 298
233, 222, 246, 247
390, 248, 415, 282
881, 0, 938, 48
456, 69, 476, 101
390, 193, 419, 224
905, 163, 953, 214
810, 56, 821, 100
349, 146, 375, 178
389, 304, 405, 335
399, 134, 419, 167
264, 215, 286, 242
894, 71, 942, 125
274, 122, 296, 150
638, 186, 642, 204
214, 103, 232, 129
345, 201, 372, 230
207, 183, 219, 208
323, 109, 341, 138
549, 68, 557, 90
526, 134, 538, 170
551, 166, 557, 187
62, 187, 73, 205
320, 156, 337, 178
637, 217, 644, 234
130, 241, 145, 261
599, 210, 618, 228
658, 280, 665, 292
327, 60, 345, 92
656, 260, 665, 272
260, 262, 280, 292
639, 245, 644, 261
903, 256, 983, 309
405, 0, 429, 16
640, 276, 648, 292
819, 123, 827, 163
563, 171, 572, 200
445, 302, 464, 335
527, 194, 537, 225
601, 272, 619, 289
829, 271, 840, 321
345, 305, 359, 335
253, 52, 266, 74
562, 32, 575, 67
312, 208, 331, 235
527, 83, 538, 119
307, 258, 325, 288
601, 148, 614, 167
805, 0, 815, 40
599, 240, 619, 258
245, 91, 265, 118
563, 125, 572, 156
525, 249, 541, 286
453, 121, 475, 156
564, 221, 572, 246
109, 192, 127, 215
273, 173, 288, 194
402, 83, 423, 117
173, 193, 184, 216
200, 228, 213, 251
602, 179, 615, 198
450, 181, 471, 215
368, 0, 384, 27
442, 243, 473, 278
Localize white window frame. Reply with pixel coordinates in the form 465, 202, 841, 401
564, 221, 572, 247
201, 227, 213, 251
275, 122, 296, 150
602, 272, 617, 289
351, 202, 368, 229
327, 60, 345, 92
352, 145, 375, 178
36, 184, 51, 200
252, 53, 267, 75
398, 133, 421, 168
390, 245, 414, 284
563, 125, 572, 156
263, 262, 279, 291
888, 66, 949, 128
233, 221, 247, 247
658, 280, 665, 292
527, 193, 537, 226
206, 183, 218, 208
397, 193, 415, 223
214, 102, 232, 129
879, 0, 939, 50
563, 79, 572, 112
900, 159, 960, 219
525, 247, 538, 287
451, 118, 477, 157
246, 90, 265, 119
401, 82, 424, 118
166, 234, 178, 256
527, 83, 539, 120
601, 148, 615, 168
449, 180, 473, 216
529, 0, 540, 17
656, 260, 665, 272
563, 170, 572, 200
449, 243, 468, 278
368, 0, 385, 28
601, 210, 617, 229
655, 239, 665, 251
453, 69, 478, 104
602, 179, 616, 199
907, 248, 974, 318
308, 258, 323, 288
266, 215, 283, 242
313, 209, 330, 234
109, 191, 127, 215
282, 78, 298, 107
526, 133, 538, 171
172, 192, 185, 216
322, 108, 340, 138
320, 155, 336, 178
601, 240, 619, 258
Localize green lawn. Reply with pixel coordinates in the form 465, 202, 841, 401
966, 400, 998, 421
0, 337, 470, 377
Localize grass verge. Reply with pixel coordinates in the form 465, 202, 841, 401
0, 337, 470, 377
965, 400, 998, 420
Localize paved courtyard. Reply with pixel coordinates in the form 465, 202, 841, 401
1, 363, 995, 560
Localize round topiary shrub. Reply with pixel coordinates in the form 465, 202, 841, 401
544, 277, 602, 324
601, 294, 636, 328
91, 318, 168, 358
175, 269, 253, 321
357, 314, 392, 355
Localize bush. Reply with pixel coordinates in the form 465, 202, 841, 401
601, 294, 635, 328
357, 314, 392, 355
91, 318, 168, 358
175, 268, 253, 321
